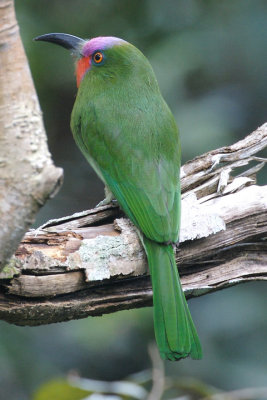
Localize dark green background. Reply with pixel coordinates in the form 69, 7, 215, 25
0, 1, 266, 399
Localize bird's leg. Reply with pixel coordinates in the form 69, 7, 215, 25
96, 185, 116, 207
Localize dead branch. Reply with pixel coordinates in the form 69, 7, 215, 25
0, 123, 266, 326
0, 0, 63, 271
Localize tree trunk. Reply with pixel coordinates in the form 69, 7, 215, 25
0, 0, 63, 271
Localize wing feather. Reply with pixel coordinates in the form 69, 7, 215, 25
71, 89, 181, 243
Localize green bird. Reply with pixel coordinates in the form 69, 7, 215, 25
35, 33, 202, 361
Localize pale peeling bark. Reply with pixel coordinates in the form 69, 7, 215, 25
0, 0, 63, 270
0, 123, 266, 326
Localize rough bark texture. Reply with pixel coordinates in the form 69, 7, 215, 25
0, 0, 63, 271
0, 123, 266, 326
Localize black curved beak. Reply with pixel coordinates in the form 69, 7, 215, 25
34, 33, 85, 52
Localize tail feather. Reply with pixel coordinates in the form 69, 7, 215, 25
143, 237, 202, 361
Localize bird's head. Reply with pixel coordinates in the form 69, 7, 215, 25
34, 33, 153, 88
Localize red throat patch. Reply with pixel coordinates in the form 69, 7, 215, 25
76, 56, 91, 87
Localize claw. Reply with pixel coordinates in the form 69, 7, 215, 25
96, 186, 116, 207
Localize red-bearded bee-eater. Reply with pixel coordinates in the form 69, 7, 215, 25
35, 33, 202, 361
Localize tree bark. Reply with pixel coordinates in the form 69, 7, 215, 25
0, 0, 63, 271
0, 123, 266, 326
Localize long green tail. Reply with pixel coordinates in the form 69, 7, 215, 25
143, 237, 202, 361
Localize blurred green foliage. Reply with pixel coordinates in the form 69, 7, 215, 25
34, 380, 93, 400
33, 376, 149, 400
0, 1, 266, 399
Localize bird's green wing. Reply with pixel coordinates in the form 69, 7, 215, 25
71, 92, 181, 244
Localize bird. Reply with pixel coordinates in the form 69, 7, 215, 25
35, 33, 202, 361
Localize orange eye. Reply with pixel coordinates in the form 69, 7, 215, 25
93, 52, 104, 64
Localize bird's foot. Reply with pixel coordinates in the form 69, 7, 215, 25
96, 197, 118, 208
96, 186, 116, 208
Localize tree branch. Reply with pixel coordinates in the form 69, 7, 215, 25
0, 0, 63, 271
0, 123, 266, 326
